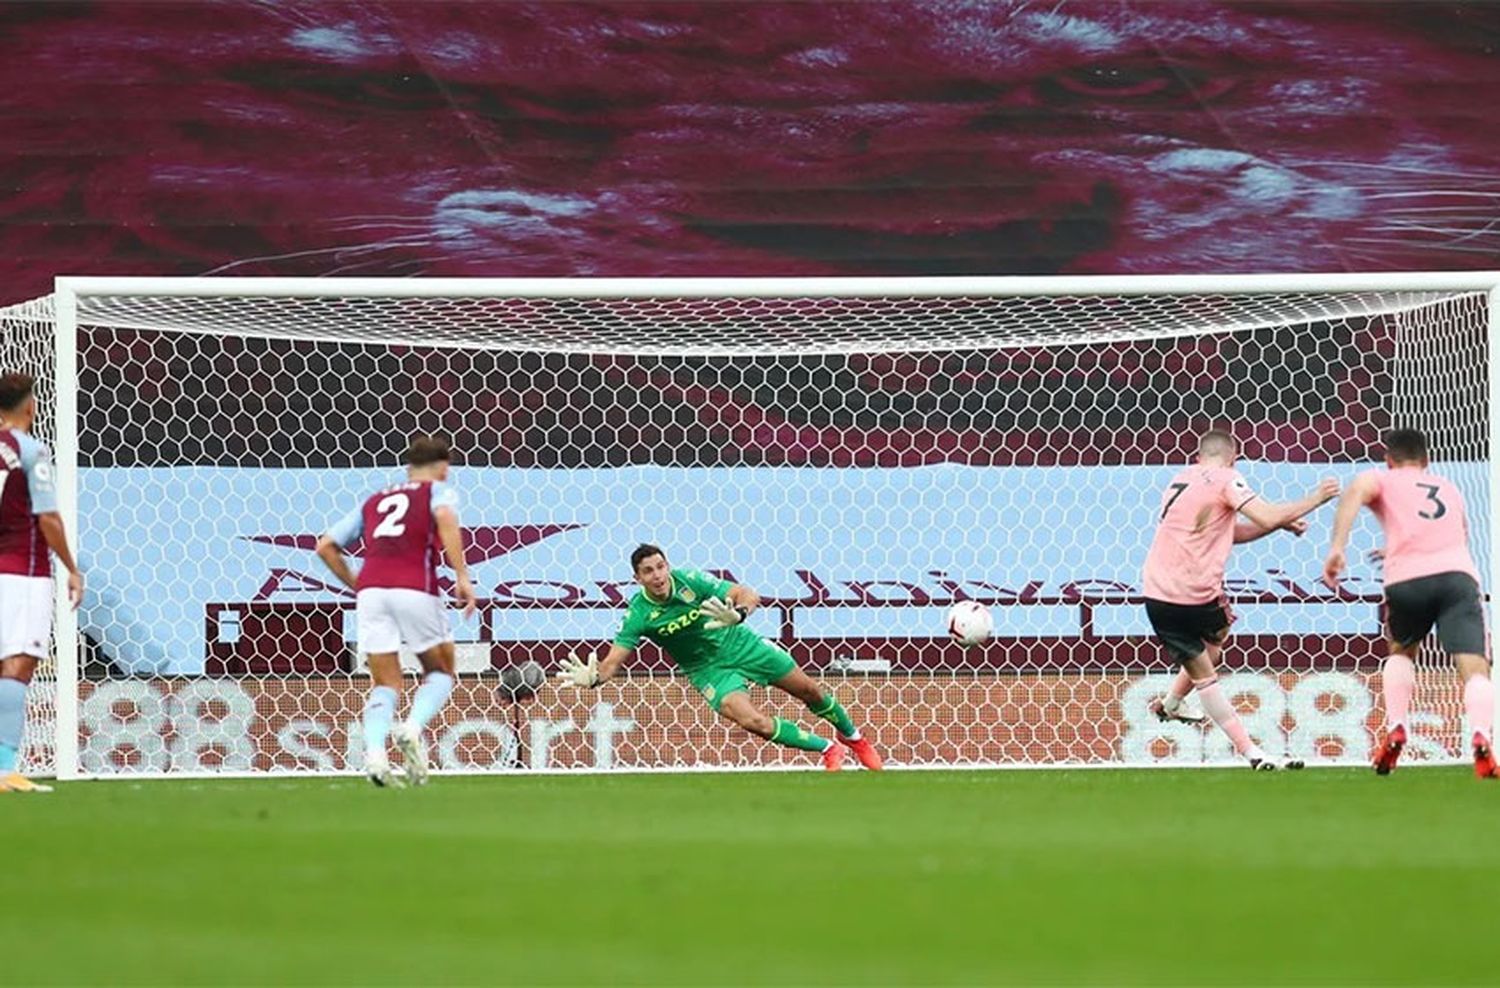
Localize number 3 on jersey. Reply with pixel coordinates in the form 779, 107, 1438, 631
372, 493, 410, 538
1415, 483, 1447, 520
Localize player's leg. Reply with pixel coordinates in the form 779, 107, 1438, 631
1180, 644, 1254, 765
1456, 652, 1496, 778
0, 655, 49, 793
1150, 668, 1206, 725
1181, 644, 1290, 769
707, 675, 843, 770
770, 664, 883, 770
389, 592, 456, 786
1142, 601, 1208, 725
1163, 602, 1298, 769
1372, 642, 1417, 776
363, 652, 405, 787
392, 646, 455, 786
1375, 578, 1437, 775
1431, 575, 1495, 778
0, 575, 55, 792
356, 589, 405, 787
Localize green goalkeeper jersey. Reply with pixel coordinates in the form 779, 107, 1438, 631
612, 567, 761, 674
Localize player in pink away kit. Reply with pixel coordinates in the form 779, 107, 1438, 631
1143, 430, 1339, 770
317, 436, 477, 787
0, 373, 83, 793
1322, 428, 1496, 778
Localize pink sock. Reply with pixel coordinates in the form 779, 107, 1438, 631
1160, 669, 1194, 712
1382, 655, 1416, 731
1193, 677, 1256, 756
1464, 674, 1494, 745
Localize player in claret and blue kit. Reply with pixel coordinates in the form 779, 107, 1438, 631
317, 436, 476, 787
1323, 428, 1496, 779
0, 373, 83, 793
557, 544, 882, 771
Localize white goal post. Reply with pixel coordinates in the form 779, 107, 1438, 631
4, 272, 1499, 779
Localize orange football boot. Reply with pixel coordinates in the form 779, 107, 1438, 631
1373, 725, 1407, 776
842, 736, 884, 771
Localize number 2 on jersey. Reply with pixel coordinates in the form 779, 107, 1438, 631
372, 493, 410, 538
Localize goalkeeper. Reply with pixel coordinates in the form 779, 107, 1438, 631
558, 543, 883, 771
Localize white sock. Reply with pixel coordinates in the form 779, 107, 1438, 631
363, 685, 398, 757
405, 671, 455, 733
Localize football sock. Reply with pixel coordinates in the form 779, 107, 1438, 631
1161, 669, 1194, 713
808, 694, 859, 740
1382, 655, 1416, 731
1464, 673, 1494, 746
406, 671, 455, 733
1193, 676, 1256, 757
0, 677, 25, 772
770, 717, 832, 753
363, 685, 398, 757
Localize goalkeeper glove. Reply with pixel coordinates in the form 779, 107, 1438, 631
701, 596, 749, 630
555, 651, 600, 688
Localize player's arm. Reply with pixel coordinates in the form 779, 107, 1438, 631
597, 644, 632, 682
1322, 473, 1380, 588
1233, 517, 1308, 544
433, 503, 476, 618
703, 582, 760, 629
560, 607, 646, 688
37, 513, 83, 608
24, 441, 82, 607
727, 583, 760, 613
315, 508, 363, 592
1237, 478, 1340, 536
314, 536, 358, 591
557, 644, 632, 688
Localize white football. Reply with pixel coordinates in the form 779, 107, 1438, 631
946, 600, 993, 647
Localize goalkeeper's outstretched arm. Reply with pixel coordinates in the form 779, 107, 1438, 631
702, 583, 762, 629
596, 644, 632, 683
558, 644, 633, 687
728, 583, 761, 611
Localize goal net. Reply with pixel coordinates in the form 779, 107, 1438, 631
4, 276, 1496, 778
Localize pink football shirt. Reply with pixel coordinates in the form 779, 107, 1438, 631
1143, 466, 1258, 605
1363, 466, 1478, 586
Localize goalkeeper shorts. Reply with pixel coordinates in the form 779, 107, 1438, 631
688, 642, 798, 711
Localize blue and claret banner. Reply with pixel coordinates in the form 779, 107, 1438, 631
79, 462, 1467, 676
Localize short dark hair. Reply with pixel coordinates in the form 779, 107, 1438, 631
631, 543, 666, 573
1384, 428, 1429, 463
404, 435, 452, 467
0, 373, 35, 412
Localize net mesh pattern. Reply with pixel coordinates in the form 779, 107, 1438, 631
0, 285, 1489, 775
70, 290, 1459, 355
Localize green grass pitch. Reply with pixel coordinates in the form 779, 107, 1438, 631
8, 767, 1495, 986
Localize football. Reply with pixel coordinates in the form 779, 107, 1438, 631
946, 600, 994, 647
